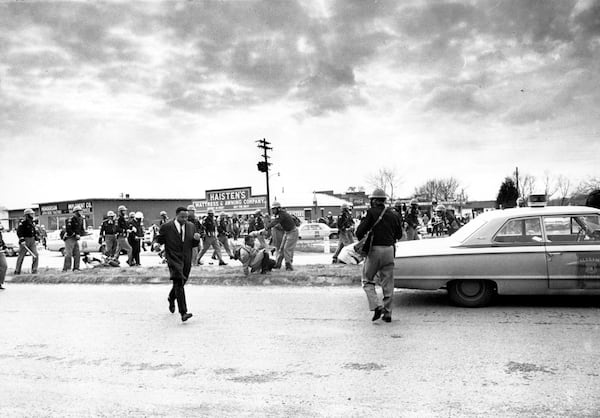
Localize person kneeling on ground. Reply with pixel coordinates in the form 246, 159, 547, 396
236, 234, 276, 276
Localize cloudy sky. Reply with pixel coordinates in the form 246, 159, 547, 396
1, 0, 599, 209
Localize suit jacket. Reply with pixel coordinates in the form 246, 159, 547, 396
156, 220, 200, 280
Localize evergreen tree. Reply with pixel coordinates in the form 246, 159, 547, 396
496, 177, 519, 209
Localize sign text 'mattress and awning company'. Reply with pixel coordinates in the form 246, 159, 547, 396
193, 187, 267, 212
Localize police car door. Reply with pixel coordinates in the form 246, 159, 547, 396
544, 214, 600, 289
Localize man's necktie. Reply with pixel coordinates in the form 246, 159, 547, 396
180, 225, 184, 242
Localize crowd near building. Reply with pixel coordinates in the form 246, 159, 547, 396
4, 186, 498, 233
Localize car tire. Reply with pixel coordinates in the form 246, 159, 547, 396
330, 233, 338, 239
448, 280, 495, 308
60, 248, 65, 256
99, 244, 106, 254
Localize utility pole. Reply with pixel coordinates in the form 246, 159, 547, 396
515, 166, 520, 197
256, 138, 272, 215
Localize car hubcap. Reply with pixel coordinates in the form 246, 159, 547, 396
459, 281, 483, 298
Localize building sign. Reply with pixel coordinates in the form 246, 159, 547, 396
41, 201, 93, 215
193, 187, 267, 212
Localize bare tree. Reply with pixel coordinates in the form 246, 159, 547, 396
517, 174, 537, 198
414, 177, 462, 202
367, 167, 402, 200
575, 176, 600, 194
541, 171, 558, 200
555, 175, 571, 206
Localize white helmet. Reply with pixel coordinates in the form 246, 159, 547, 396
135, 211, 144, 219
107, 211, 116, 217
24, 208, 35, 215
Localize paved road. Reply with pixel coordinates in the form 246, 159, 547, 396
1, 285, 599, 417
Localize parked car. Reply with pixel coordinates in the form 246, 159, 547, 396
394, 206, 600, 307
1, 231, 21, 257
46, 229, 105, 255
297, 223, 338, 240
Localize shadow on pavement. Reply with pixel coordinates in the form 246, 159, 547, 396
392, 290, 600, 308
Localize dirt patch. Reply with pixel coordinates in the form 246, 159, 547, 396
342, 362, 385, 371
227, 371, 284, 383
505, 361, 556, 377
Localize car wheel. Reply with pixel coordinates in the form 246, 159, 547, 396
100, 244, 106, 254
448, 280, 495, 307
60, 248, 65, 256
7, 248, 16, 257
329, 233, 338, 239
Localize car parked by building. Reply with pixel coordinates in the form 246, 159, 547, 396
297, 223, 339, 240
394, 206, 600, 307
1, 231, 21, 256
46, 229, 105, 255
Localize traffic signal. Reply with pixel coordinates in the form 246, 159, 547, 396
257, 161, 268, 172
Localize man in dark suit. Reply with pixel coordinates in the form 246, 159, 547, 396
155, 207, 201, 322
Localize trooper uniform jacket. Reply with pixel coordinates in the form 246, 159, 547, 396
356, 206, 403, 246
116, 215, 129, 237
100, 218, 117, 236
187, 215, 205, 240
17, 217, 37, 239
337, 211, 354, 232
203, 215, 218, 237
65, 214, 85, 239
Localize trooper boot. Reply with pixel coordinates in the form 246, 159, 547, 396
285, 262, 293, 271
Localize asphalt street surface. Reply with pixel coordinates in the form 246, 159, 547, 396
1, 285, 599, 417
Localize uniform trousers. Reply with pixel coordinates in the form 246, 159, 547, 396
198, 235, 223, 262
218, 235, 233, 257
362, 245, 395, 314
62, 237, 80, 271
116, 236, 133, 265
104, 234, 117, 258
0, 252, 7, 284
15, 237, 39, 274
333, 229, 354, 259
276, 228, 298, 267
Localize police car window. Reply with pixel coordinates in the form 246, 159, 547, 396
493, 217, 542, 244
544, 215, 600, 243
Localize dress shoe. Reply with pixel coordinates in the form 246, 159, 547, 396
168, 297, 175, 313
382, 313, 392, 323
371, 306, 383, 321
285, 264, 293, 271
219, 261, 227, 266
0, 284, 5, 290
181, 313, 193, 322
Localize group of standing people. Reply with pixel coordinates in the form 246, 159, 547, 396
156, 201, 300, 322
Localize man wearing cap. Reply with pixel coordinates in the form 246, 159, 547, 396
130, 212, 144, 266
186, 204, 204, 266
356, 189, 403, 323
115, 205, 134, 265
155, 207, 200, 322
197, 208, 226, 266
100, 211, 118, 259
404, 199, 421, 241
266, 202, 299, 271
0, 224, 8, 289
62, 205, 87, 272
332, 203, 355, 263
15, 208, 39, 275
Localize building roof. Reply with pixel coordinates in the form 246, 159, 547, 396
275, 192, 352, 208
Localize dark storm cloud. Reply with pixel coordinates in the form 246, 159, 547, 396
1, 0, 599, 120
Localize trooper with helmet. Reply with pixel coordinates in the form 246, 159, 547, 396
217, 212, 234, 258
266, 201, 299, 271
128, 212, 145, 266
404, 199, 421, 241
332, 202, 355, 263
100, 211, 118, 259
356, 188, 403, 323
15, 208, 39, 275
115, 205, 134, 266
62, 205, 87, 272
159, 210, 170, 226
197, 208, 226, 266
186, 204, 204, 266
